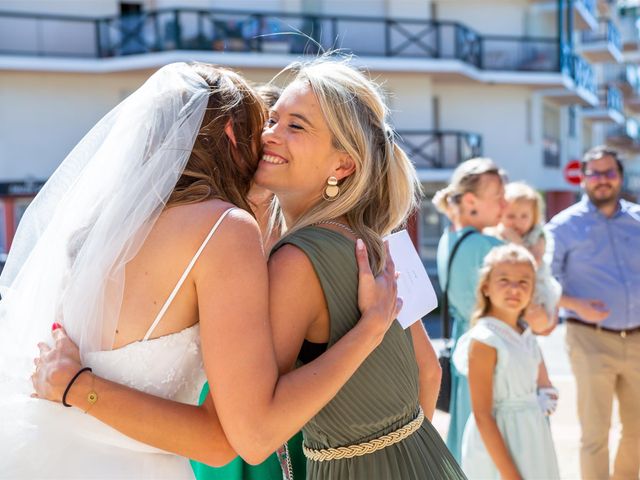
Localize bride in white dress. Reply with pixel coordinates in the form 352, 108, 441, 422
0, 63, 400, 478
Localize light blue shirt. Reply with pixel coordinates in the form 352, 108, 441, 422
437, 226, 503, 328
545, 195, 640, 330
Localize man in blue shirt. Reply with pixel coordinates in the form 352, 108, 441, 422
546, 146, 640, 480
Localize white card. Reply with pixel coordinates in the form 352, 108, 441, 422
383, 229, 438, 329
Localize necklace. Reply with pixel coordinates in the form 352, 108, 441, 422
313, 220, 356, 236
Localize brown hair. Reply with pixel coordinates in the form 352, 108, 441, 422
167, 63, 266, 213
470, 244, 537, 325
581, 145, 624, 175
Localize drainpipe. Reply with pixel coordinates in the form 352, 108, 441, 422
558, 0, 565, 71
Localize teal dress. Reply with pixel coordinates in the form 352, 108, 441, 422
190, 382, 306, 480
436, 227, 502, 461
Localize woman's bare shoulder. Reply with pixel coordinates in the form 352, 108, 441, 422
161, 200, 259, 241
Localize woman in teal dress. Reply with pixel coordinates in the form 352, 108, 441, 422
433, 158, 505, 461
190, 383, 306, 479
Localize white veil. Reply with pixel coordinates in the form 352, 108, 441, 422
0, 62, 211, 385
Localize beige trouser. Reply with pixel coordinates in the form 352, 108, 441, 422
566, 322, 640, 480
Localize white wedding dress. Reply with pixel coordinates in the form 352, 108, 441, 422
1, 209, 233, 479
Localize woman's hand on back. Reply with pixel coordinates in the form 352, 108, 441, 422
32, 326, 82, 402
355, 239, 401, 338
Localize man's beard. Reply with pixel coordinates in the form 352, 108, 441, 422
587, 184, 620, 209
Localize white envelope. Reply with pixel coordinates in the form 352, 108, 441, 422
384, 229, 438, 329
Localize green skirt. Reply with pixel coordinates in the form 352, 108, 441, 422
190, 382, 306, 480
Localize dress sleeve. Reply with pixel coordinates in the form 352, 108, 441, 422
452, 321, 509, 376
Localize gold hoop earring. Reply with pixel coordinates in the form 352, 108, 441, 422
323, 176, 340, 202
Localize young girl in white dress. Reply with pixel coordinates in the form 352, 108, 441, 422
453, 244, 560, 480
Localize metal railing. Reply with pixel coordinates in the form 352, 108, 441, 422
601, 85, 623, 113
604, 63, 640, 95
606, 118, 640, 148
623, 64, 640, 95
0, 8, 563, 74
578, 0, 598, 20
481, 35, 558, 71
563, 51, 597, 97
581, 18, 622, 52
587, 84, 623, 116
395, 130, 482, 169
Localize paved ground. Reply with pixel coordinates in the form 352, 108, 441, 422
432, 324, 622, 479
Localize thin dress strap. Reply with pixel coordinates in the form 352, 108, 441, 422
142, 208, 235, 341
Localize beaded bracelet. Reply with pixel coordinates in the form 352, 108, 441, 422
62, 367, 92, 407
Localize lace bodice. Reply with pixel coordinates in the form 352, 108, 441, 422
86, 324, 206, 405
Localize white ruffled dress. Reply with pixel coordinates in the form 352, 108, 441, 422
452, 317, 560, 480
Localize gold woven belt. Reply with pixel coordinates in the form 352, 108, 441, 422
302, 407, 425, 462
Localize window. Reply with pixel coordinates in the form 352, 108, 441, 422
568, 106, 577, 138
13, 199, 31, 230
419, 195, 446, 277
543, 103, 561, 167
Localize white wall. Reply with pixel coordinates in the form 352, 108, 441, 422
435, 0, 528, 36
380, 73, 433, 129
0, 70, 150, 181
0, 1, 118, 16
434, 82, 576, 191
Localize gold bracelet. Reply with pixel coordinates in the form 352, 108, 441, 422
84, 373, 98, 414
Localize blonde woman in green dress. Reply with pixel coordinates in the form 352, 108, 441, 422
25, 62, 399, 479
31, 58, 465, 479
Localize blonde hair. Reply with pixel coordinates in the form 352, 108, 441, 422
432, 157, 503, 217
470, 244, 537, 325
504, 182, 545, 229
275, 58, 422, 275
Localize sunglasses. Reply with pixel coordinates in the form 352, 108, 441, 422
583, 169, 619, 181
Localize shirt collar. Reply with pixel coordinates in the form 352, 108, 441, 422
581, 194, 624, 218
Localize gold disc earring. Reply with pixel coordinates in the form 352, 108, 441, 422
323, 176, 340, 201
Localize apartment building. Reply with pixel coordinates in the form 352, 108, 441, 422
1, 0, 639, 274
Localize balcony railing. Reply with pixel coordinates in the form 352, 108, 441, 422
395, 130, 482, 169
580, 0, 598, 19
0, 8, 563, 74
481, 35, 559, 71
601, 85, 623, 113
581, 18, 622, 51
605, 63, 640, 94
563, 52, 597, 97
607, 118, 640, 151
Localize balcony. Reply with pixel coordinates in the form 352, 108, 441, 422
606, 118, 640, 153
582, 85, 625, 123
0, 9, 557, 72
618, 13, 640, 52
606, 63, 640, 112
544, 51, 598, 106
0, 9, 562, 74
579, 18, 623, 63
606, 63, 640, 92
395, 130, 482, 169
531, 0, 598, 31
574, 0, 600, 30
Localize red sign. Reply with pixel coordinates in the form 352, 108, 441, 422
563, 160, 582, 186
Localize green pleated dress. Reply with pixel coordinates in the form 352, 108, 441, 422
272, 227, 466, 480
190, 382, 306, 480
